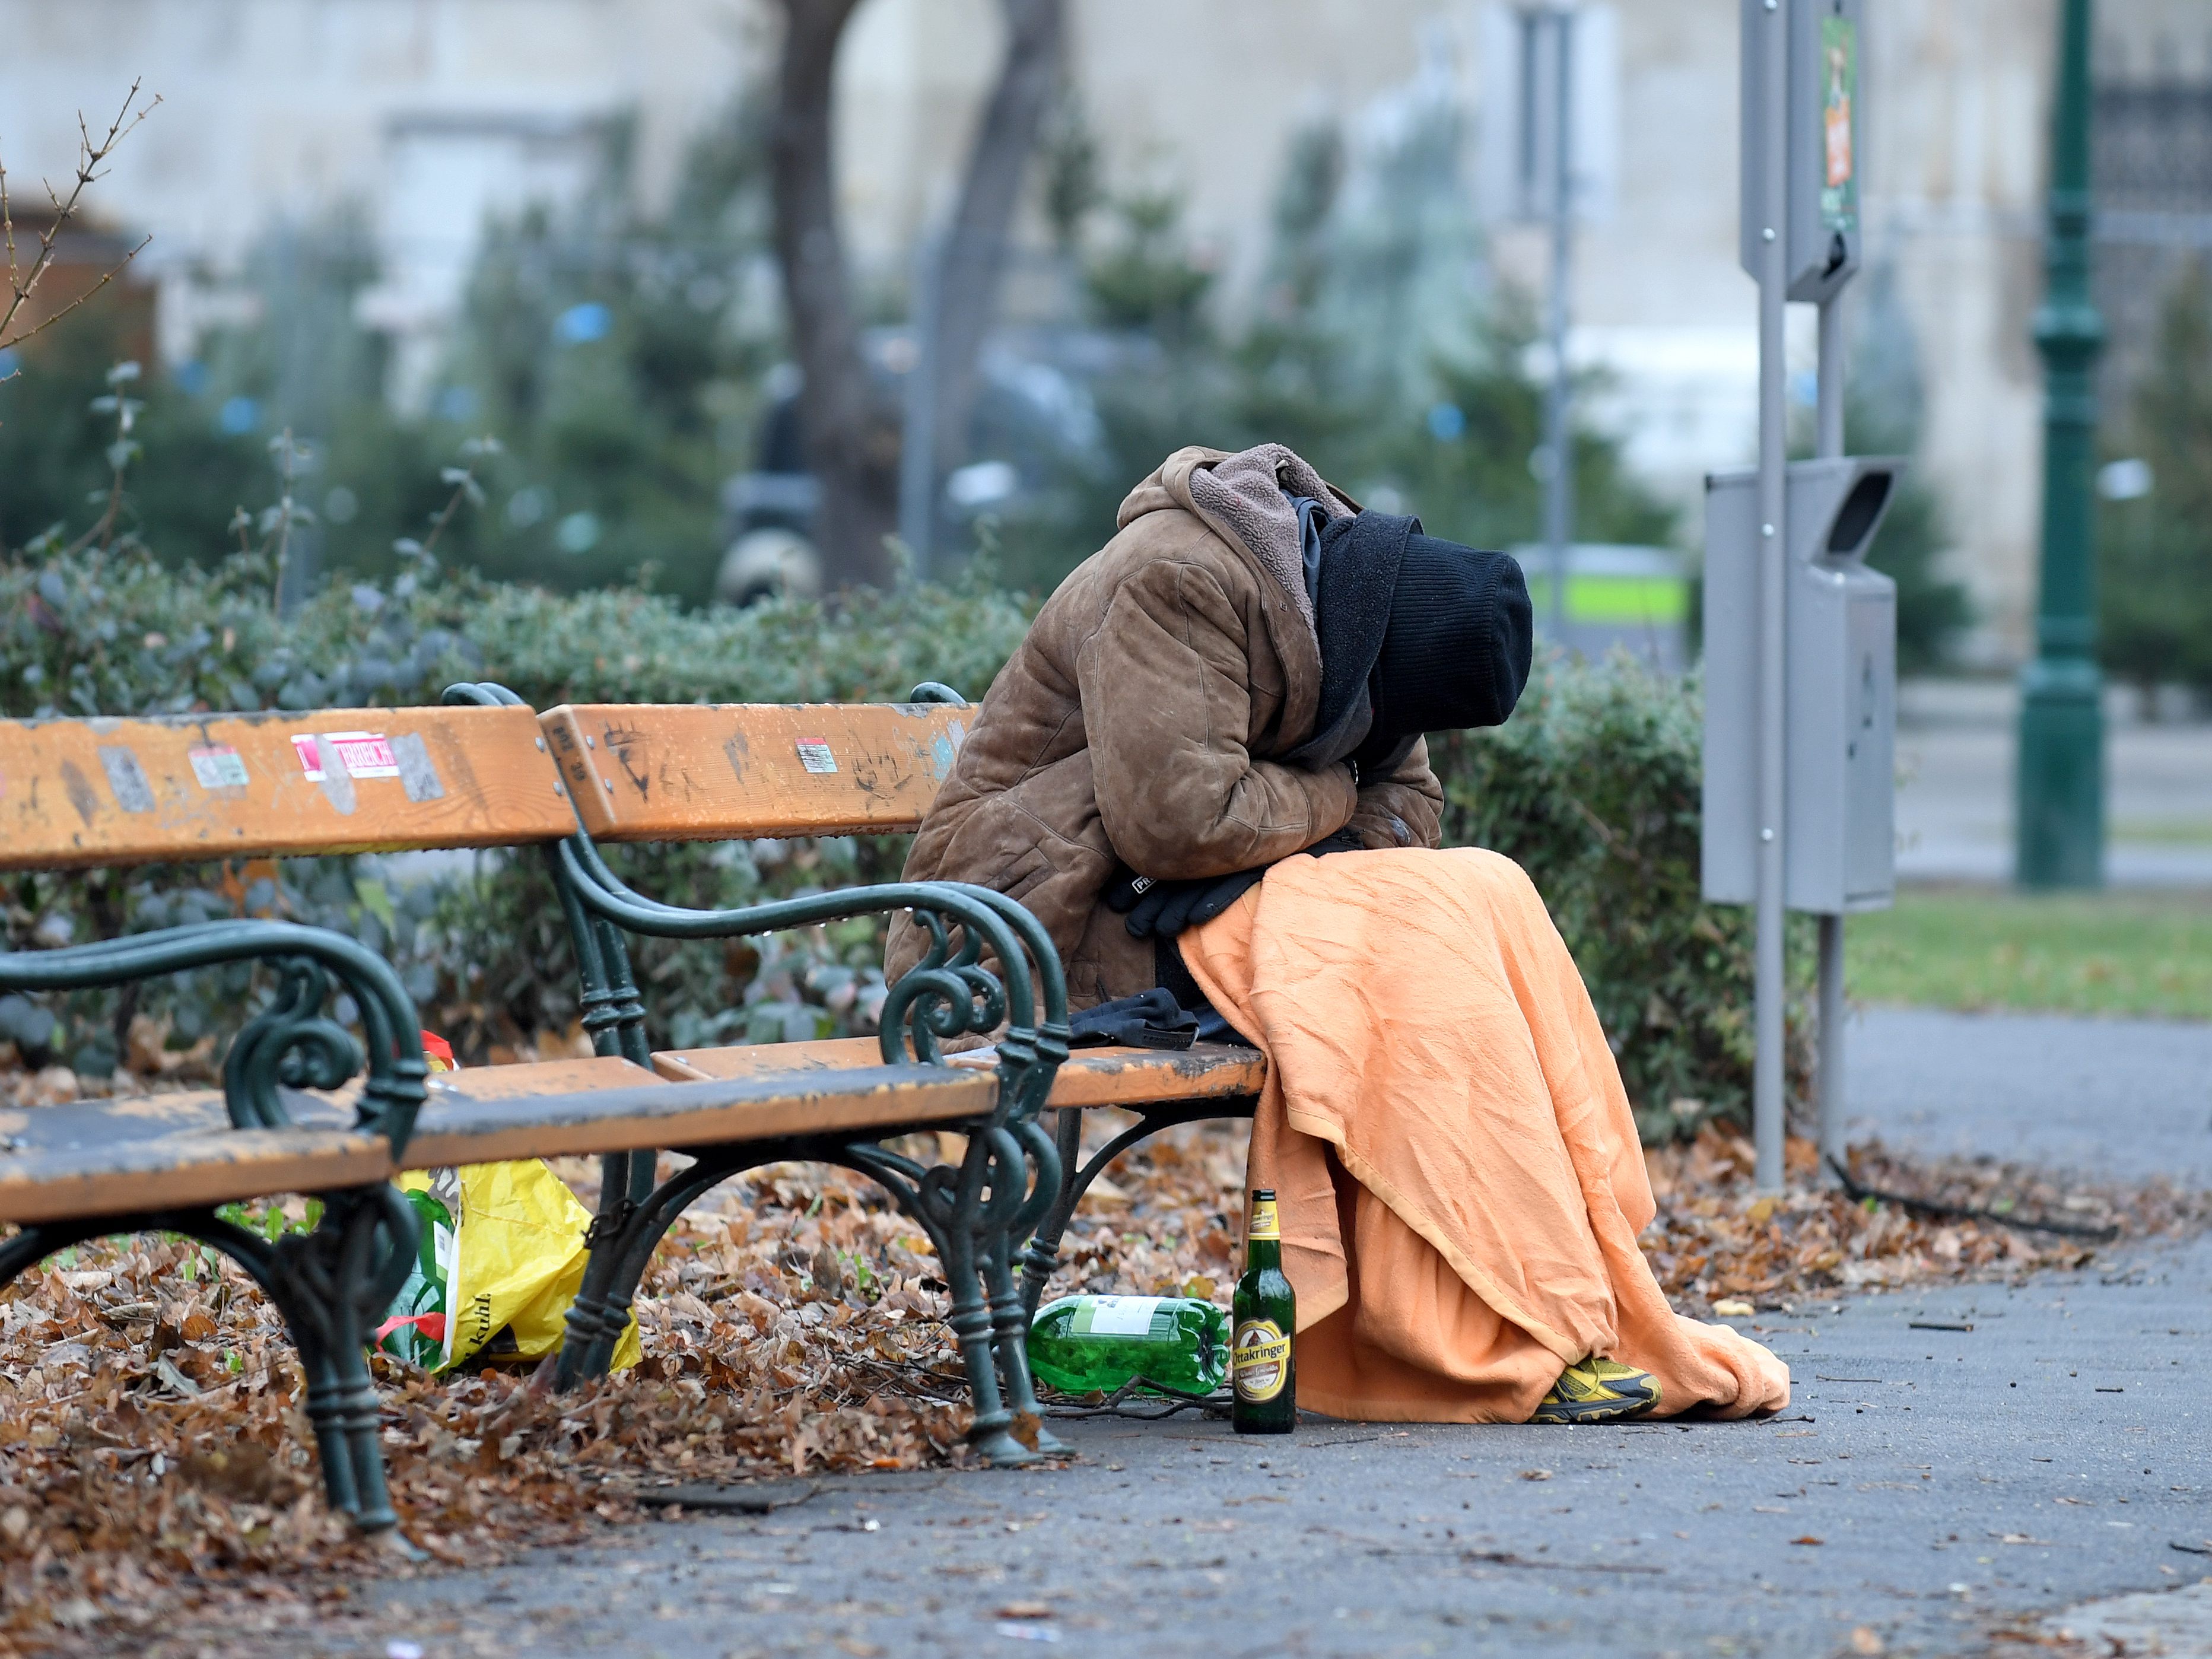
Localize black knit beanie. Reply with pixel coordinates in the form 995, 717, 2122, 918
1369, 532, 1533, 744
1285, 511, 1532, 771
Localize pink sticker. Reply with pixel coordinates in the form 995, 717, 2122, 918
291, 731, 400, 781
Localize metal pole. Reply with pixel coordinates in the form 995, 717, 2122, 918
1816, 298, 1846, 460
2015, 0, 2106, 889
897, 231, 942, 583
1753, 0, 1790, 1196
1814, 911, 1845, 1164
1814, 294, 1846, 1168
1542, 6, 1576, 644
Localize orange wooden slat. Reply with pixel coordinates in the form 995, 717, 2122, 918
0, 1116, 392, 1223
0, 1051, 998, 1220
0, 705, 573, 870
652, 1039, 1269, 1111
403, 1059, 994, 1165
650, 1037, 882, 1079
1021, 1043, 1269, 1109
539, 703, 970, 841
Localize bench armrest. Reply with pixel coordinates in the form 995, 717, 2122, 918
0, 919, 428, 1154
556, 835, 1067, 1082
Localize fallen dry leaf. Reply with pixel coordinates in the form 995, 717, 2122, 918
1637, 1128, 2210, 1317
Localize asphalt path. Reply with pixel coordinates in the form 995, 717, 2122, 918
146, 1237, 2208, 1659
127, 1009, 2212, 1658
1848, 1006, 2212, 1186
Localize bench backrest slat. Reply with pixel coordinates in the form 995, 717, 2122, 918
541, 703, 970, 842
0, 705, 572, 870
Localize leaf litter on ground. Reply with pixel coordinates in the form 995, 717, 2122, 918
0, 1064, 2207, 1653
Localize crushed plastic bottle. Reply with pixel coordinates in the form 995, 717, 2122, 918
1025, 1294, 1228, 1397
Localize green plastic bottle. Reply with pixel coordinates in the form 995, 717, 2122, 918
1025, 1294, 1228, 1397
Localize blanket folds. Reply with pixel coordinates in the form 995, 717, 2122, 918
1178, 846, 1791, 1423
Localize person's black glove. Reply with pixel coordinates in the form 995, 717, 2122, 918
1105, 867, 1262, 938
1105, 830, 1365, 939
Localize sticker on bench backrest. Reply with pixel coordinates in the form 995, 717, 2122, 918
392, 733, 446, 803
187, 745, 250, 791
97, 746, 155, 814
794, 739, 837, 774
312, 735, 357, 816
293, 731, 400, 781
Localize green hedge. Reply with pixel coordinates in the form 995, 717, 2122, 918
0, 544, 1792, 1137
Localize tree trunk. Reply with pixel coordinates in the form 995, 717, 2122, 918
769, 0, 900, 589
924, 0, 1069, 484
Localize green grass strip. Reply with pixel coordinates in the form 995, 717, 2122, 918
1847, 886, 2212, 1021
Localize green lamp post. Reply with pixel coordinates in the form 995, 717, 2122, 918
2016, 0, 2107, 889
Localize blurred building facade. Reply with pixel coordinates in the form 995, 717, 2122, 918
2, 0, 2207, 660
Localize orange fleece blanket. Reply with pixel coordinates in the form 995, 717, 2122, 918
1178, 847, 1791, 1423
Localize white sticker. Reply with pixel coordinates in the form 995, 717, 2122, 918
187, 745, 250, 790
794, 739, 837, 775
291, 732, 400, 781
1074, 1295, 1165, 1337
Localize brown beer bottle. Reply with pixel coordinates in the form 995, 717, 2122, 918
1231, 1188, 1296, 1434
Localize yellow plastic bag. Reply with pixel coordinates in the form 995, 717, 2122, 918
378, 1161, 643, 1374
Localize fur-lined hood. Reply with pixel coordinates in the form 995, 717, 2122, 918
1115, 443, 1358, 641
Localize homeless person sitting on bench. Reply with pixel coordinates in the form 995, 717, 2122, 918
888, 443, 1790, 1426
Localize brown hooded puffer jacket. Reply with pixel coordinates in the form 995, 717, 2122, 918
885, 443, 1444, 1010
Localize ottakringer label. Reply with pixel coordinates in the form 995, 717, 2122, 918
1232, 1318, 1290, 1402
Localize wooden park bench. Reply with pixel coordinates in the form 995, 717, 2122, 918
0, 687, 1267, 1531
0, 700, 1059, 1532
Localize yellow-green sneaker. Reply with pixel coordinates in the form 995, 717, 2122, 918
1530, 1357, 1663, 1424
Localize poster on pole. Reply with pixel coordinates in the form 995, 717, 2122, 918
1819, 16, 1858, 233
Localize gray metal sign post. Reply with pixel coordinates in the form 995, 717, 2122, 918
1808, 1, 1861, 1169
1539, 5, 1576, 644
1716, 0, 1884, 1191
1750, 0, 1791, 1194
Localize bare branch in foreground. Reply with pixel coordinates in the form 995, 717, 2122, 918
0, 80, 161, 364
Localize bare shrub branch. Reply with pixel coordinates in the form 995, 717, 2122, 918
0, 80, 161, 364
